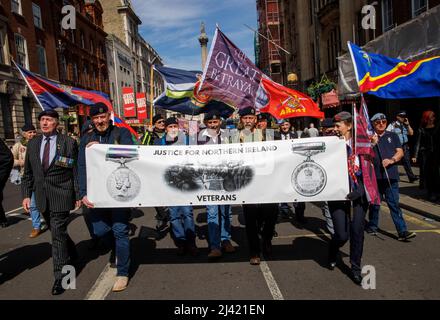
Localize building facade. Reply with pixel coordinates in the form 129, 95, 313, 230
106, 33, 134, 116
0, 0, 110, 141
0, 0, 58, 141
101, 0, 164, 122
279, 0, 440, 90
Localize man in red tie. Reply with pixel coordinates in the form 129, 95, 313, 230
21, 109, 81, 295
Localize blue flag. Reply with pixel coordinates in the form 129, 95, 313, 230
348, 42, 440, 99
154, 65, 235, 117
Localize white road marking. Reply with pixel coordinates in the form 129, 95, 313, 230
259, 260, 284, 300
84, 263, 117, 300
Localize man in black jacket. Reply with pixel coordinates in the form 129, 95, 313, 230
21, 110, 81, 295
0, 138, 13, 227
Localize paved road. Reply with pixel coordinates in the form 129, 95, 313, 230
1, 181, 440, 300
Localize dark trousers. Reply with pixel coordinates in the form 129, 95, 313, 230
419, 151, 439, 195
402, 144, 416, 180
328, 199, 368, 274
243, 203, 278, 257
293, 202, 305, 219
0, 177, 8, 223
42, 209, 76, 280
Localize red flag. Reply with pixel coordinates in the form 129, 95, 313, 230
122, 87, 136, 118
354, 100, 380, 205
136, 93, 147, 120
259, 79, 324, 119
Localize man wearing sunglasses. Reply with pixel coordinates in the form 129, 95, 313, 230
366, 113, 416, 241
141, 114, 166, 146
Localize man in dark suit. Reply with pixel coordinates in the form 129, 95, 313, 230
21, 109, 81, 295
0, 138, 13, 227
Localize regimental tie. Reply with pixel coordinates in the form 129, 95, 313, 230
42, 136, 51, 173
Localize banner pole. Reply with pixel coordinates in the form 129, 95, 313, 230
150, 65, 154, 126
12, 59, 45, 111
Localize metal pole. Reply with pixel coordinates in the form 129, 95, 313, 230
149, 56, 158, 126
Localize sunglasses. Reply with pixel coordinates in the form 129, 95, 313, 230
156, 120, 165, 124
374, 119, 387, 125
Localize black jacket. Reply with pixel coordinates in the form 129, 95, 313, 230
21, 134, 79, 213
0, 138, 13, 181
274, 130, 299, 140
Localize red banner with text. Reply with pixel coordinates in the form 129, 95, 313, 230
122, 87, 136, 118
136, 92, 147, 121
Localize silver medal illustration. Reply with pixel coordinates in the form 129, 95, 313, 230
106, 147, 141, 202
291, 142, 327, 197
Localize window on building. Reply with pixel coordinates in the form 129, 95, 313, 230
327, 26, 341, 71
22, 97, 33, 126
72, 61, 78, 82
36, 45, 47, 76
412, 0, 428, 17
382, 0, 394, 32
80, 31, 85, 49
0, 93, 14, 139
61, 54, 67, 80
32, 3, 43, 28
83, 63, 88, 87
15, 34, 28, 68
70, 30, 75, 44
11, 0, 22, 15
0, 29, 5, 65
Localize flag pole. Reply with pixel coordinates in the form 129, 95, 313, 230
11, 59, 45, 111
149, 64, 154, 126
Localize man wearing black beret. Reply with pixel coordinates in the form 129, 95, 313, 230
79, 102, 134, 293
21, 109, 80, 295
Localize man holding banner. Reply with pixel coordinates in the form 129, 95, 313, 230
79, 103, 133, 293
197, 110, 236, 259
239, 107, 278, 265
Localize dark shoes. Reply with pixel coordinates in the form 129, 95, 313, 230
365, 227, 378, 236
156, 219, 168, 232
408, 176, 419, 183
351, 273, 363, 286
0, 221, 9, 228
398, 231, 417, 241
52, 279, 65, 295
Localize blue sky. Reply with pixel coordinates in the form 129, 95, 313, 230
131, 0, 257, 71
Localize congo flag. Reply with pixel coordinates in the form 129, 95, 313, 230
348, 42, 440, 99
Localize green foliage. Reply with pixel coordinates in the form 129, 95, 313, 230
306, 75, 337, 101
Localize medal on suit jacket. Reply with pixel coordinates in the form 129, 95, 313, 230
106, 147, 141, 202
291, 142, 327, 197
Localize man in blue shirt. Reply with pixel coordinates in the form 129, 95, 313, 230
366, 113, 416, 241
386, 111, 418, 182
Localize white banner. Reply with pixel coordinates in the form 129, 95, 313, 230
86, 137, 349, 207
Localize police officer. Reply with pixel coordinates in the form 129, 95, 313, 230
239, 107, 278, 265
329, 111, 370, 285
79, 103, 133, 292
197, 110, 235, 259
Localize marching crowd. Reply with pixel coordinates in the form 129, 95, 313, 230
1, 102, 439, 296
